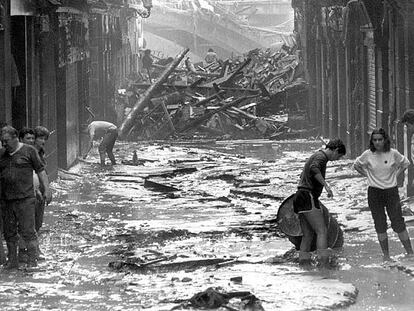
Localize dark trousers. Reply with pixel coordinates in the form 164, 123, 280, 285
98, 129, 118, 164
35, 198, 45, 232
2, 197, 37, 243
368, 186, 406, 234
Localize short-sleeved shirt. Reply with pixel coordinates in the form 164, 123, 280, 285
88, 121, 118, 141
0, 144, 44, 200
297, 150, 329, 199
354, 148, 410, 189
33, 148, 47, 194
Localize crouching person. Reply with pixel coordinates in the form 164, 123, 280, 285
82, 121, 118, 166
0, 126, 51, 269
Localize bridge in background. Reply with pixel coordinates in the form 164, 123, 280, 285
212, 0, 293, 28
143, 0, 294, 59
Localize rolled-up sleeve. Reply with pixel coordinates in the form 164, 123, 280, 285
354, 151, 368, 169
394, 151, 410, 169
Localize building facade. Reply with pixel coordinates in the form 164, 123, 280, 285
0, 0, 150, 175
293, 0, 414, 194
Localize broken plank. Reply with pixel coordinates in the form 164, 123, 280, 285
178, 95, 255, 133
119, 48, 190, 138
230, 189, 284, 200
107, 177, 144, 184
147, 167, 198, 178
144, 179, 180, 192
227, 107, 258, 120
193, 90, 226, 107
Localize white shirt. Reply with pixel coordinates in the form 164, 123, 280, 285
354, 148, 410, 189
88, 121, 117, 140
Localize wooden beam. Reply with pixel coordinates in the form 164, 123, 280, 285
119, 48, 189, 139
309, 0, 347, 7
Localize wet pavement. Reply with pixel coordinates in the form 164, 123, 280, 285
1, 139, 414, 310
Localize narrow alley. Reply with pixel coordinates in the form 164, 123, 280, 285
2, 1, 414, 311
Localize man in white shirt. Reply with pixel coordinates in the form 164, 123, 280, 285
82, 121, 118, 166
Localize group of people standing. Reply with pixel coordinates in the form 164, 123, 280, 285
293, 111, 414, 268
0, 120, 119, 270
0, 125, 52, 269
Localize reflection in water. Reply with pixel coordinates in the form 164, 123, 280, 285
179, 140, 322, 161
46, 139, 414, 310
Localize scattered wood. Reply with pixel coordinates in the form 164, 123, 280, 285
109, 257, 238, 273
230, 189, 284, 200
122, 45, 314, 141
144, 178, 180, 192
58, 168, 83, 180
119, 48, 190, 138
107, 177, 143, 184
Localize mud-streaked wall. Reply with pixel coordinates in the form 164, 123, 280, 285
56, 5, 89, 169
294, 0, 414, 195
0, 0, 12, 126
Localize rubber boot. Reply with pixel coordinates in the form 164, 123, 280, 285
398, 230, 414, 255
4, 242, 19, 270
317, 248, 332, 269
18, 248, 28, 263
26, 240, 38, 268
99, 153, 106, 166
107, 151, 116, 165
298, 251, 311, 267
379, 237, 391, 261
18, 237, 28, 263
36, 243, 45, 261
401, 240, 414, 256
0, 238, 7, 265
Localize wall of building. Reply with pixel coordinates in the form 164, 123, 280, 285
294, 0, 414, 195
56, 5, 89, 169
0, 0, 12, 126
6, 2, 59, 179
1, 0, 148, 174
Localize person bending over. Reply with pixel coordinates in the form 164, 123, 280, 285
83, 121, 118, 166
293, 139, 346, 268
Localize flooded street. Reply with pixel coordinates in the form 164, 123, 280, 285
2, 0, 413, 310
1, 139, 414, 310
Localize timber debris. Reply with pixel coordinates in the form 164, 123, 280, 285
118, 44, 312, 141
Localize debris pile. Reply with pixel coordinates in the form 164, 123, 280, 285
117, 44, 313, 141
169, 287, 264, 311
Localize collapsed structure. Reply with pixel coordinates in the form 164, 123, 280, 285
118, 42, 309, 141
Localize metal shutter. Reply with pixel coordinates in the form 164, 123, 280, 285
367, 46, 376, 132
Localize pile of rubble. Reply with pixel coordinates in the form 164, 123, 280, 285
117, 44, 313, 141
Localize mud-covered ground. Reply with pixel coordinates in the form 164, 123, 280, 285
1, 139, 414, 310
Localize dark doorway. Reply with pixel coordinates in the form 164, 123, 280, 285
10, 16, 28, 129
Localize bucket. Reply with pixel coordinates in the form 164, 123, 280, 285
276, 194, 343, 251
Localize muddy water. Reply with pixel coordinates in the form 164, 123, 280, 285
2, 139, 414, 310
337, 235, 414, 311
192, 139, 414, 311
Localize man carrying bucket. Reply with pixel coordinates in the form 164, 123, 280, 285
292, 139, 346, 268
